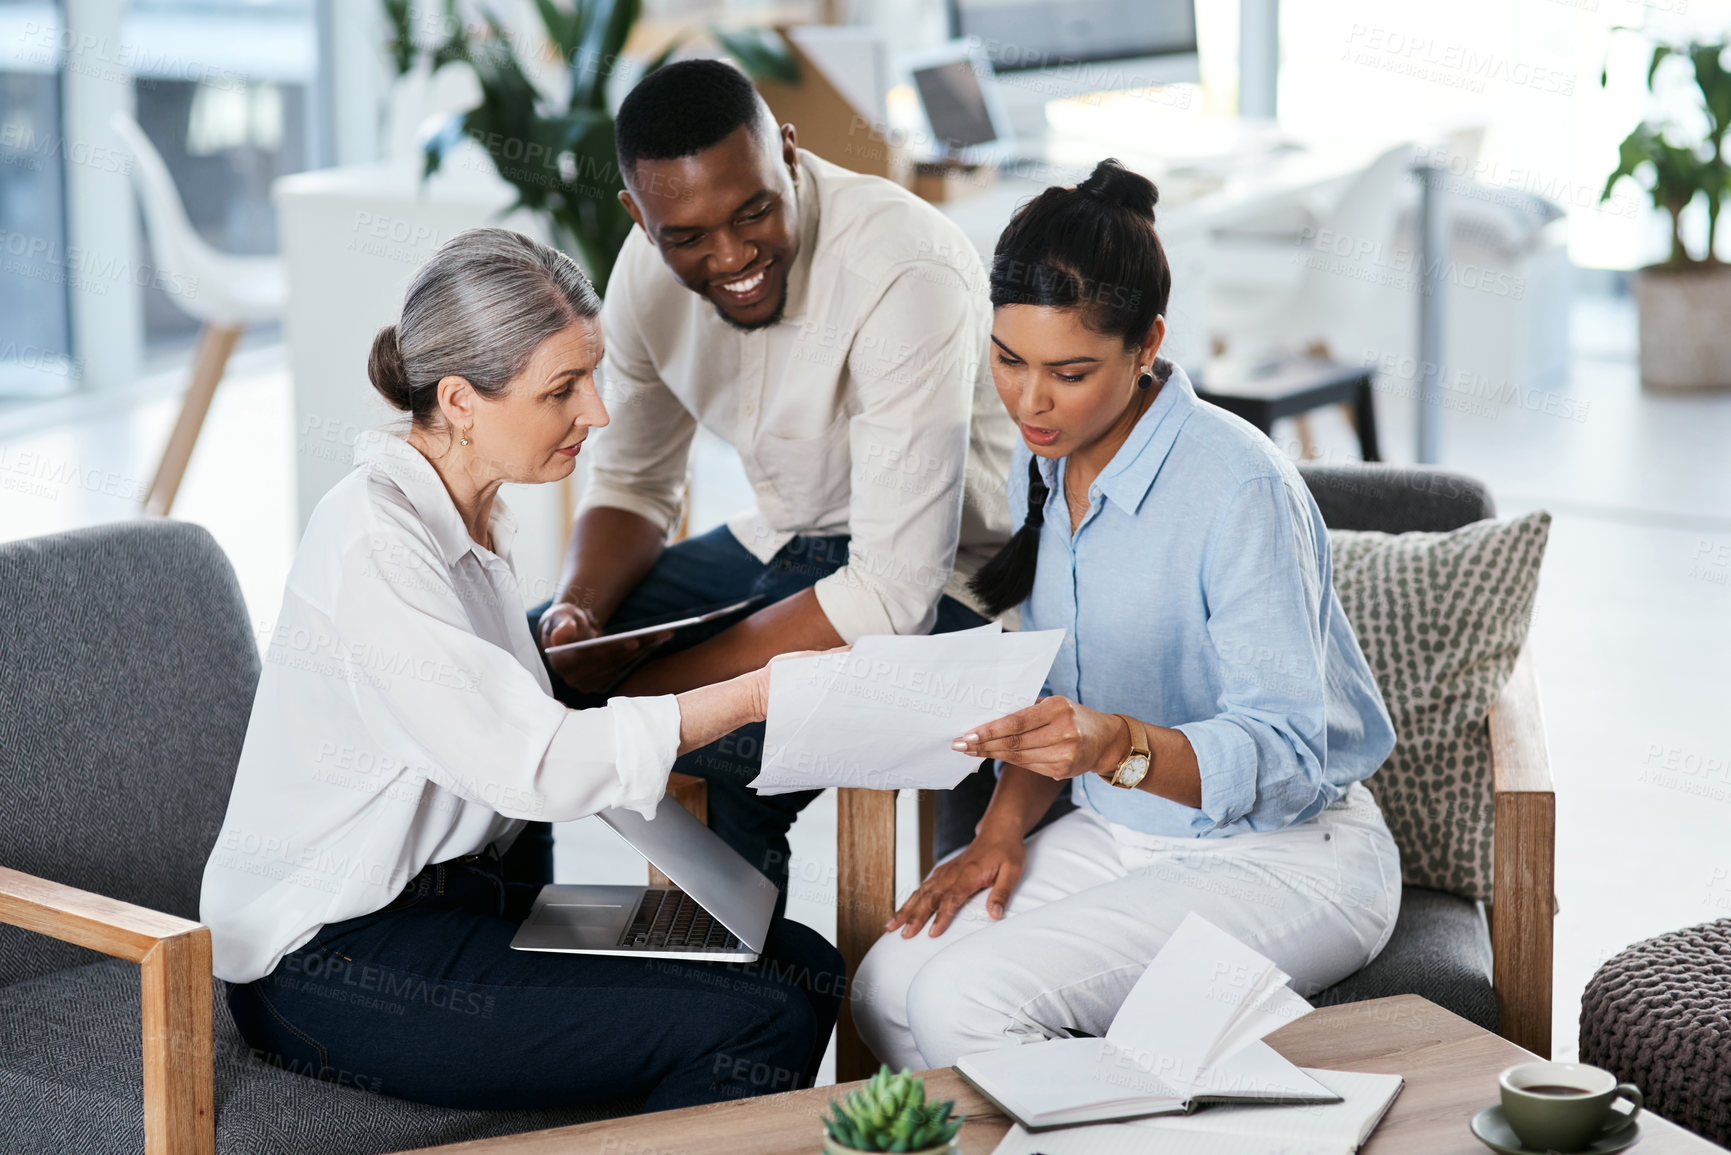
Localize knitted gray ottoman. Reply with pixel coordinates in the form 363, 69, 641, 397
1579, 918, 1731, 1146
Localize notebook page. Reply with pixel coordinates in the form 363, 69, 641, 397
1126, 1068, 1404, 1147
1187, 1041, 1336, 1101
991, 1121, 1342, 1155
1208, 982, 1314, 1068
958, 1037, 1186, 1122
1104, 913, 1282, 1091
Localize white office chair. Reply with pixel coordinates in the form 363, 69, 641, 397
1207, 142, 1415, 364
110, 111, 287, 517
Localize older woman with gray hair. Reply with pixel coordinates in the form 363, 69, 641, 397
201, 228, 843, 1111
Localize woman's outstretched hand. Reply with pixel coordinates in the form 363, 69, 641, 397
885, 831, 1026, 937
951, 696, 1129, 781
672, 646, 847, 756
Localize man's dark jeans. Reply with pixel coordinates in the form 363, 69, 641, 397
529, 526, 991, 899
226, 824, 845, 1112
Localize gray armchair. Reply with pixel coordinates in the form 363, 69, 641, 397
1298, 462, 1555, 1058
0, 521, 628, 1154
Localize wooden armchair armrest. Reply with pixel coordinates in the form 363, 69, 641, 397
0, 865, 215, 1155
834, 788, 898, 1081
1488, 643, 1556, 1058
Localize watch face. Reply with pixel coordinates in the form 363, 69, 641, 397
1118, 755, 1149, 787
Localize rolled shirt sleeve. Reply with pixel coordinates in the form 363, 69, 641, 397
1173, 475, 1332, 831
336, 504, 680, 822
600, 694, 682, 818
812, 265, 981, 641
579, 288, 699, 532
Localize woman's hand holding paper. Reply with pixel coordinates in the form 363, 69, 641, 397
952, 696, 1130, 781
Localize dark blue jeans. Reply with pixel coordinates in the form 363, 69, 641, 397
226, 824, 845, 1112
529, 526, 989, 900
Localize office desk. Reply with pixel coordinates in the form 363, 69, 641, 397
389, 996, 1727, 1154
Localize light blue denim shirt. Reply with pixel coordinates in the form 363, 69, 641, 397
1012, 361, 1395, 837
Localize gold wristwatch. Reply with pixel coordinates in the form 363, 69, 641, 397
1107, 714, 1151, 789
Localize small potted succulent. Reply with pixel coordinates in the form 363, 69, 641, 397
822, 1066, 963, 1155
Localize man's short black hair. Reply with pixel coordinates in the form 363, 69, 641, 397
615, 59, 767, 183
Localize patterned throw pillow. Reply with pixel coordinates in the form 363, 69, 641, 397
1329, 511, 1551, 902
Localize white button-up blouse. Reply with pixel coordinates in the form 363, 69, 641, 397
200, 429, 682, 983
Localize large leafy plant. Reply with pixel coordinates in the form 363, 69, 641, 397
1601, 32, 1731, 267
385, 0, 797, 292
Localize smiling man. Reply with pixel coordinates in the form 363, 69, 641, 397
528, 60, 1017, 896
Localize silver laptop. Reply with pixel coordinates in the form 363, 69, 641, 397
509, 793, 777, 963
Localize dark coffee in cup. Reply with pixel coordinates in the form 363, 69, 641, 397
1499, 1062, 1642, 1152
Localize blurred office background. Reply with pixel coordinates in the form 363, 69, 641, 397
2, 0, 1729, 1068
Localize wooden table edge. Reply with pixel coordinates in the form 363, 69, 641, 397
387, 995, 1726, 1154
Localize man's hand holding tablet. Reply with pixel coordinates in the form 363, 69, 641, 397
538, 597, 762, 694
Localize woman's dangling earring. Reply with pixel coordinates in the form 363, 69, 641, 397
1136, 364, 1154, 390
459, 424, 472, 447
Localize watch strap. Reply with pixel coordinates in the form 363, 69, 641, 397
1116, 713, 1150, 757
1110, 713, 1152, 787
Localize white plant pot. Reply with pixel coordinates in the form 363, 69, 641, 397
1632, 264, 1731, 391
822, 1137, 959, 1155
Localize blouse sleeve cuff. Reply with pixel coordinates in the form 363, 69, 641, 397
1173, 718, 1258, 831
604, 694, 681, 818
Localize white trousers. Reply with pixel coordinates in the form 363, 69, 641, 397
850, 782, 1401, 1070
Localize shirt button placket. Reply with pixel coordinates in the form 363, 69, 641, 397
1068, 512, 1082, 692
745, 330, 765, 426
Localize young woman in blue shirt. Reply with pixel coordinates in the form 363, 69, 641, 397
851, 160, 1402, 1069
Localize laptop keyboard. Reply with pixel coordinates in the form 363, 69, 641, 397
618, 888, 741, 951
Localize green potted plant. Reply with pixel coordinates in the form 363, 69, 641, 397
1600, 31, 1731, 390
822, 1066, 963, 1155
382, 0, 795, 293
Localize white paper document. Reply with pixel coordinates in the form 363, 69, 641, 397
751, 624, 1065, 795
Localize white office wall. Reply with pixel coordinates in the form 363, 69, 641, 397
61, 0, 144, 392
1279, 0, 1731, 270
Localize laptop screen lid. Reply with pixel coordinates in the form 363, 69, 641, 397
598, 794, 778, 954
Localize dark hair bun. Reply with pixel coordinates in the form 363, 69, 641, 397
1077, 158, 1158, 220
367, 324, 413, 412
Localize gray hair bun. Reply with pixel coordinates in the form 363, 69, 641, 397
367, 323, 413, 412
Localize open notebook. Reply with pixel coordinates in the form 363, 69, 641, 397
988, 1067, 1404, 1155
954, 914, 1342, 1131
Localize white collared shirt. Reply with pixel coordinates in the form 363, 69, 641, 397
585, 150, 1017, 641
200, 429, 682, 983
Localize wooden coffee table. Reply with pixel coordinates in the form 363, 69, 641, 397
394, 995, 1726, 1154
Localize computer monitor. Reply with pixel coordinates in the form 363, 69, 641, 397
949, 0, 1200, 138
